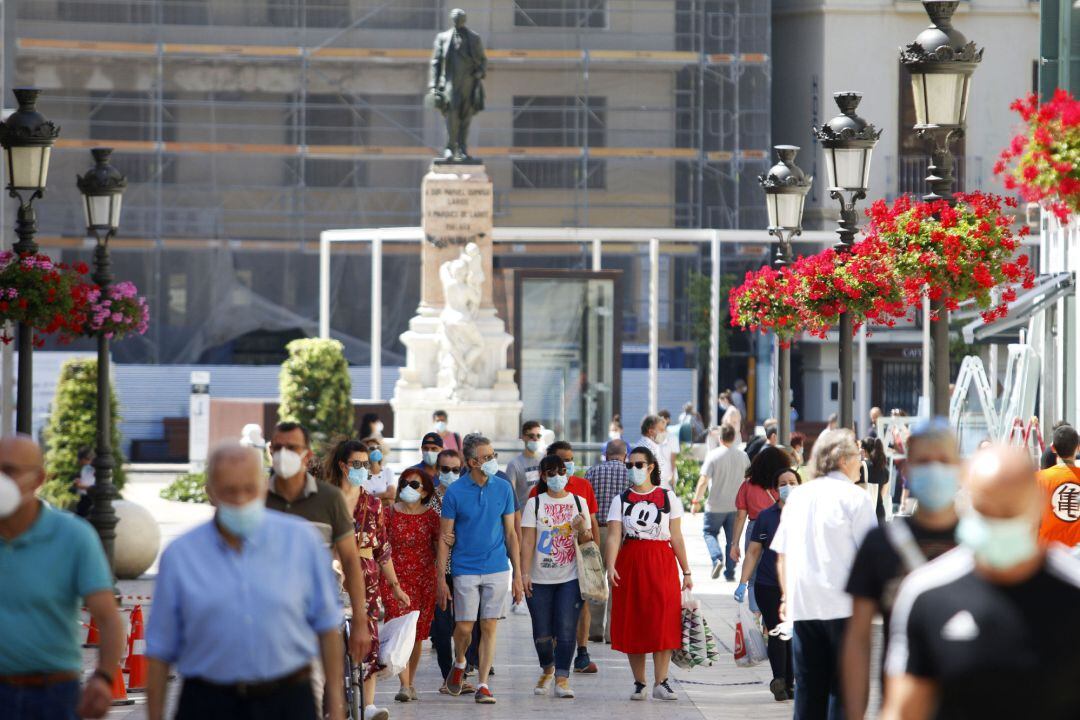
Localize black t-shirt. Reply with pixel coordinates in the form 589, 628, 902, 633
887, 548, 1080, 719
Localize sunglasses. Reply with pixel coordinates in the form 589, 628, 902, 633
439, 466, 461, 475
625, 461, 649, 470
542, 470, 567, 479
347, 460, 371, 469
402, 479, 422, 490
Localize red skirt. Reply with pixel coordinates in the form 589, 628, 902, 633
610, 539, 682, 654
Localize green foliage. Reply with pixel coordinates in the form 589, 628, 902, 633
688, 270, 734, 370
42, 358, 125, 507
279, 338, 354, 451
160, 472, 209, 504
674, 443, 701, 507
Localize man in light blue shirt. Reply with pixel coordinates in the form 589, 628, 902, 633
146, 443, 345, 720
0, 435, 124, 720
436, 433, 522, 704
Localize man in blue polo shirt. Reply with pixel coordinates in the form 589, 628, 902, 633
0, 435, 125, 720
436, 433, 522, 705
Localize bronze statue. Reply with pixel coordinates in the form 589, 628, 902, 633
429, 8, 486, 163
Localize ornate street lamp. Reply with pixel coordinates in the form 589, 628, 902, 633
759, 145, 811, 445
0, 88, 59, 434
813, 91, 881, 430
77, 148, 126, 569
901, 0, 982, 415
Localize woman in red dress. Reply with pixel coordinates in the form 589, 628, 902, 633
380, 468, 439, 703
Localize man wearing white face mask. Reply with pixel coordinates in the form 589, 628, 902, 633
432, 410, 462, 452
639, 415, 674, 490
263, 422, 371, 711
0, 435, 124, 720
147, 443, 347, 720
882, 446, 1080, 720
842, 419, 960, 720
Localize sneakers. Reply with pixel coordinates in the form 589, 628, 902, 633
364, 706, 389, 720
652, 679, 678, 701
440, 681, 474, 695
554, 677, 575, 699
445, 666, 466, 696
711, 559, 723, 579
769, 678, 787, 702
394, 687, 411, 703
573, 649, 598, 674
407, 687, 418, 702
474, 685, 496, 704
534, 672, 554, 696
630, 682, 648, 701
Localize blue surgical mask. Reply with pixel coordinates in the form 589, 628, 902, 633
547, 472, 569, 492
481, 459, 499, 477
423, 451, 439, 466
563, 461, 576, 477
217, 498, 266, 539
907, 462, 959, 512
434, 421, 448, 434
439, 470, 459, 486
400, 486, 422, 504
348, 467, 369, 487
526, 440, 541, 453
778, 484, 793, 503
629, 466, 649, 486
956, 510, 1039, 569
369, 449, 383, 464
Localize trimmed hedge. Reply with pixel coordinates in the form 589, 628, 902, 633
279, 338, 354, 451
42, 358, 125, 508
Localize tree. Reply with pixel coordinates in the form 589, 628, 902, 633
42, 358, 125, 507
279, 338, 354, 450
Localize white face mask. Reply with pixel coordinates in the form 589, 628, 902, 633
374, 422, 384, 435
434, 421, 448, 434
0, 472, 23, 519
272, 448, 303, 479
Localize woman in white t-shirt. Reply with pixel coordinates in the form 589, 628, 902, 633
521, 454, 592, 699
362, 436, 397, 506
604, 446, 692, 702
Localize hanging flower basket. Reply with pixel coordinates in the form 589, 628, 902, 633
0, 253, 93, 346
996, 90, 1080, 222
729, 265, 802, 346
863, 192, 1035, 323
83, 281, 149, 340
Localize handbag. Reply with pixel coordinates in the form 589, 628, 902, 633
672, 591, 718, 670
569, 494, 608, 603
376, 610, 419, 679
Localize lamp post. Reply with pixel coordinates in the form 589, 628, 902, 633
0, 88, 59, 434
813, 92, 880, 431
759, 145, 811, 445
77, 148, 126, 569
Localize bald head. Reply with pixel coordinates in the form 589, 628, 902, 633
964, 446, 1039, 520
206, 442, 266, 507
0, 434, 45, 496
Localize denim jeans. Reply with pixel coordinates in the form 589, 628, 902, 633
526, 579, 583, 678
744, 519, 760, 613
792, 618, 847, 720
0, 680, 79, 720
702, 511, 737, 577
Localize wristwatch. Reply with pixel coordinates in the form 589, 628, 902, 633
92, 669, 113, 686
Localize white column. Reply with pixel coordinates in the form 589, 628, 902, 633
649, 237, 659, 415
318, 232, 331, 339
709, 232, 721, 427
371, 233, 383, 401
858, 323, 868, 436
922, 291, 931, 417
591, 237, 602, 271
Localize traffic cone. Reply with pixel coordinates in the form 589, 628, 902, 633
124, 605, 148, 693
83, 614, 99, 648
110, 661, 135, 706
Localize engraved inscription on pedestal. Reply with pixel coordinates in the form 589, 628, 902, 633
423, 183, 493, 248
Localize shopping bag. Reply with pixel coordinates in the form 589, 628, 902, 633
376, 610, 419, 679
733, 600, 768, 668
672, 591, 717, 670
574, 537, 609, 603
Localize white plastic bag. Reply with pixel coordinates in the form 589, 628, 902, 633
733, 601, 768, 668
376, 610, 419, 679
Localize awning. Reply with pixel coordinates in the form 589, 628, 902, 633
960, 272, 1074, 344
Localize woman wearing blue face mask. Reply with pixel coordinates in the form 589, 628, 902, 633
735, 468, 800, 702
362, 436, 398, 507
380, 469, 439, 703
326, 439, 410, 720
521, 455, 591, 698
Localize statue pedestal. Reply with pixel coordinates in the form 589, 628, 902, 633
391, 162, 522, 445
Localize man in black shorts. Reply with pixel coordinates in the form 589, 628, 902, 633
882, 446, 1080, 720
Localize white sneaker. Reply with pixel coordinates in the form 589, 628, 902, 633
534, 672, 554, 695
364, 705, 390, 720
652, 680, 678, 701
554, 678, 575, 698
511, 601, 529, 616
630, 682, 648, 701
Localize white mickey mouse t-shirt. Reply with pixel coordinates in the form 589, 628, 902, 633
607, 487, 684, 541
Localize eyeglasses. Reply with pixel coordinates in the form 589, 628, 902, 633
402, 479, 422, 490
542, 470, 567, 479
625, 461, 649, 470
347, 460, 371, 469
439, 466, 461, 475
478, 453, 498, 463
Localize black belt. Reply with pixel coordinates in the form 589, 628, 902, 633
187, 666, 311, 698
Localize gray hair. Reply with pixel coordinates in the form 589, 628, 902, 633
207, 441, 264, 487
461, 432, 491, 461
605, 438, 628, 460
809, 428, 860, 478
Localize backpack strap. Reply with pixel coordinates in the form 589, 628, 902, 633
572, 492, 584, 515
884, 518, 927, 573
660, 488, 670, 514
534, 493, 541, 520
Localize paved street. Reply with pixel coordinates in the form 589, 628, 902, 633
91, 476, 882, 719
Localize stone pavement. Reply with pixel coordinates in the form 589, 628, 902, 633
90, 478, 882, 719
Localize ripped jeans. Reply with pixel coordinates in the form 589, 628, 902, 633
525, 578, 583, 677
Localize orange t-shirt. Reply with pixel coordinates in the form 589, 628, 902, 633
1037, 464, 1080, 547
